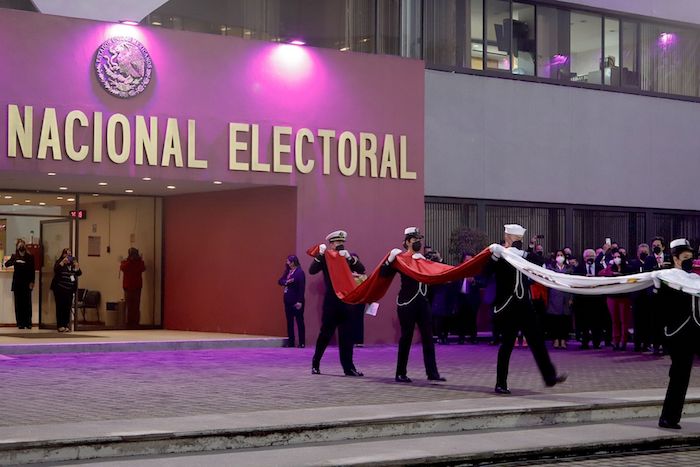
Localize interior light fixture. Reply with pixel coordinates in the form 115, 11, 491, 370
67, 198, 75, 202
24, 199, 31, 203
47, 172, 56, 176
142, 177, 152, 181
39, 202, 46, 206
152, 21, 162, 26
125, 189, 134, 193
59, 186, 68, 190
92, 193, 100, 197
289, 39, 306, 46
120, 20, 140, 26
98, 182, 108, 186
166, 185, 176, 190
213, 181, 223, 185
3, 195, 12, 199
56, 196, 64, 200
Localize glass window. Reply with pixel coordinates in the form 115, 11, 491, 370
640, 23, 700, 97
400, 0, 422, 58
424, 0, 459, 66
536, 6, 570, 81
603, 18, 620, 86
570, 12, 602, 84
621, 21, 639, 88
466, 0, 484, 70
511, 2, 535, 75
485, 0, 511, 71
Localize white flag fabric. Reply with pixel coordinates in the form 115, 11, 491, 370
494, 245, 700, 297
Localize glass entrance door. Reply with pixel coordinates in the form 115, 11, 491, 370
39, 219, 72, 329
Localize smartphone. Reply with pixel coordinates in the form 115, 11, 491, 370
605, 238, 611, 245
67, 255, 74, 262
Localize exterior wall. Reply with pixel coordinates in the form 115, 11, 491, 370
558, 0, 700, 26
0, 9, 425, 343
425, 70, 700, 211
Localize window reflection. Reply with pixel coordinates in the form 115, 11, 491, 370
486, 0, 511, 71
603, 18, 620, 86
537, 6, 570, 81
511, 2, 534, 75
569, 12, 602, 84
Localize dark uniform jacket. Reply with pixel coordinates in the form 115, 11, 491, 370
483, 248, 545, 315
309, 252, 365, 307
278, 267, 306, 305
379, 254, 429, 306
5, 252, 35, 292
657, 281, 700, 338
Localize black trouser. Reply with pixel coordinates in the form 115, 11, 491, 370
349, 304, 365, 345
660, 328, 700, 424
650, 294, 666, 351
312, 299, 356, 373
396, 297, 439, 378
54, 289, 73, 328
547, 314, 571, 341
13, 289, 32, 328
632, 292, 652, 349
456, 295, 478, 340
496, 299, 557, 387
574, 295, 604, 347
284, 302, 305, 346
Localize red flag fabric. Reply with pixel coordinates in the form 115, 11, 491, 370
305, 246, 491, 304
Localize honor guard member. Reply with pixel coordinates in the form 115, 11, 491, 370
487, 224, 567, 394
658, 238, 700, 430
310, 230, 366, 376
382, 227, 445, 383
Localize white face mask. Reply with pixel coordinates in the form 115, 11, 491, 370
556, 256, 565, 265
613, 257, 622, 265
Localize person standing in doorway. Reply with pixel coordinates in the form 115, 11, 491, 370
5, 239, 35, 329
120, 247, 145, 328
278, 255, 306, 348
52, 248, 81, 332
310, 230, 365, 376
486, 224, 567, 394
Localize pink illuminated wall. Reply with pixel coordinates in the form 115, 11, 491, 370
0, 9, 425, 344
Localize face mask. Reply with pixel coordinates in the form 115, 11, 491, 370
335, 244, 345, 251
556, 256, 565, 265
653, 246, 662, 255
639, 252, 648, 261
411, 241, 422, 252
613, 257, 622, 265
18, 245, 25, 252
511, 240, 523, 250
681, 258, 694, 273
586, 258, 595, 265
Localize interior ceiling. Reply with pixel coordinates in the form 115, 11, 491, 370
32, 0, 168, 22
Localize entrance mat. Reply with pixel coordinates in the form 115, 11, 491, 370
1, 333, 103, 339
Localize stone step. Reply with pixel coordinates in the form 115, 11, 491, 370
2, 390, 699, 465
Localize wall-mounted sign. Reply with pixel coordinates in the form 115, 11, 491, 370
95, 37, 153, 99
69, 209, 87, 219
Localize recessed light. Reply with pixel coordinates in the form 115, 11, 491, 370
339, 47, 350, 51
59, 186, 68, 190
92, 193, 100, 197
142, 177, 152, 181
47, 172, 56, 176
98, 182, 108, 186
166, 185, 176, 190
125, 189, 134, 193
57, 196, 64, 200
120, 20, 140, 26
12, 203, 19, 206
24, 199, 31, 203
213, 181, 223, 185
3, 195, 12, 199
152, 21, 162, 26
67, 198, 75, 202
39, 202, 46, 206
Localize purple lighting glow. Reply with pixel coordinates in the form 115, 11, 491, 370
658, 32, 677, 49
289, 39, 306, 46
119, 20, 140, 26
550, 54, 569, 66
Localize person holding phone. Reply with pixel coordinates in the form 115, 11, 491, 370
5, 239, 35, 329
278, 254, 306, 348
52, 248, 82, 332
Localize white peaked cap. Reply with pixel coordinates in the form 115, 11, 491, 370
504, 224, 526, 236
670, 238, 690, 250
325, 230, 347, 242
404, 227, 423, 237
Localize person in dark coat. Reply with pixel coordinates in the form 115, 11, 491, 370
628, 243, 654, 352
52, 248, 82, 332
278, 254, 306, 348
573, 249, 606, 349
310, 230, 365, 376
657, 238, 700, 430
647, 236, 673, 355
381, 227, 445, 383
454, 251, 483, 344
485, 224, 567, 394
429, 281, 458, 345
5, 239, 35, 329
120, 247, 146, 327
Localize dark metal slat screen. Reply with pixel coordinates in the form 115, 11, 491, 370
425, 201, 477, 262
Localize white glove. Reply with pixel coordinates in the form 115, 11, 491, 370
338, 249, 351, 259
388, 248, 402, 263
489, 243, 505, 259
412, 253, 426, 260
319, 244, 327, 255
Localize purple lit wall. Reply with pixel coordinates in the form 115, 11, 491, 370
0, 9, 425, 344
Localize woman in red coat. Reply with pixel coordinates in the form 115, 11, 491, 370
120, 248, 146, 327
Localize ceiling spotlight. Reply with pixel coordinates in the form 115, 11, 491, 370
3, 195, 12, 199
12, 203, 19, 206
289, 39, 306, 46
142, 177, 152, 181
213, 181, 223, 185
57, 196, 64, 200
98, 182, 108, 186
166, 185, 176, 190
152, 21, 162, 26
67, 198, 75, 202
24, 199, 31, 203
125, 189, 134, 193
339, 47, 350, 51
92, 193, 100, 197
47, 172, 56, 176
59, 186, 68, 190
120, 20, 140, 26
39, 202, 46, 206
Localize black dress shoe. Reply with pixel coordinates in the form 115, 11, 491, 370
658, 418, 681, 429
428, 375, 446, 381
546, 373, 568, 387
494, 385, 511, 395
311, 366, 320, 375
345, 369, 364, 377
395, 375, 412, 383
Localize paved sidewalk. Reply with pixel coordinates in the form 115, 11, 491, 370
1, 342, 698, 427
